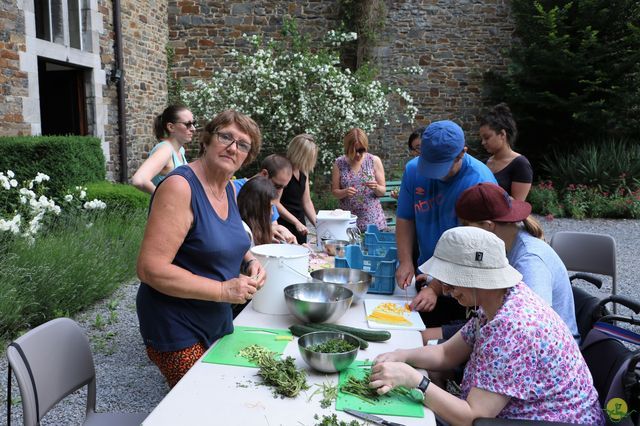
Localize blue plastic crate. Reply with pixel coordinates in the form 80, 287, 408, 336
335, 244, 397, 295
364, 224, 396, 256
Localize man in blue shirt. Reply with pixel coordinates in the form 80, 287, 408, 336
395, 120, 496, 339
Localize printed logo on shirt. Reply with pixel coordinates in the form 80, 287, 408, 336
415, 187, 425, 196
414, 194, 444, 214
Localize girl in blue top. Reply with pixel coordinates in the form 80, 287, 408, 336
132, 105, 194, 194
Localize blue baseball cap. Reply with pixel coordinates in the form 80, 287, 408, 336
417, 120, 465, 179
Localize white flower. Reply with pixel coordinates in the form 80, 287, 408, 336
7, 170, 14, 178
83, 199, 107, 210
64, 194, 73, 202
80, 190, 87, 200
34, 172, 50, 183
9, 179, 17, 187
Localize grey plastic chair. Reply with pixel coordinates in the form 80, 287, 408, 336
550, 231, 618, 312
6, 317, 147, 426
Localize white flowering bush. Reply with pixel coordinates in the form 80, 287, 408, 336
183, 20, 419, 174
0, 171, 106, 243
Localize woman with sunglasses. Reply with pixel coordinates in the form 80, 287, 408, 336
331, 128, 387, 231
136, 110, 267, 387
370, 227, 603, 425
132, 105, 195, 194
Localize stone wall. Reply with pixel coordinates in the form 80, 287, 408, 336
169, 0, 514, 178
100, 0, 169, 180
0, 0, 30, 136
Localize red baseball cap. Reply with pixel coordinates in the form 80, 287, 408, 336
455, 183, 532, 223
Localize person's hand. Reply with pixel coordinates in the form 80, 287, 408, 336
369, 362, 422, 396
343, 187, 357, 197
364, 180, 378, 190
220, 275, 260, 304
295, 222, 308, 236
395, 261, 415, 289
410, 286, 438, 312
273, 224, 296, 244
374, 349, 408, 364
245, 260, 266, 289
390, 189, 399, 199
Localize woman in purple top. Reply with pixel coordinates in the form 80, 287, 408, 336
331, 128, 387, 231
480, 103, 533, 200
370, 227, 603, 425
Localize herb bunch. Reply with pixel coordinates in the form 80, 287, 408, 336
308, 338, 357, 354
308, 380, 338, 409
313, 413, 363, 426
340, 369, 414, 404
238, 344, 309, 398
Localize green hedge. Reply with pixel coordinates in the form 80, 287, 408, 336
0, 136, 105, 196
85, 181, 150, 212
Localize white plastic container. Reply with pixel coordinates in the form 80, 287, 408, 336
316, 210, 358, 243
250, 244, 311, 315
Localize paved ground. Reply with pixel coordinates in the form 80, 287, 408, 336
1, 216, 638, 425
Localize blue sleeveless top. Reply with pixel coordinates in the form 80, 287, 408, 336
149, 141, 188, 187
136, 165, 251, 352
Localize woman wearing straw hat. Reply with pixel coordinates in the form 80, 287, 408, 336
370, 227, 603, 424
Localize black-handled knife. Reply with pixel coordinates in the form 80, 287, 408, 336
344, 408, 406, 426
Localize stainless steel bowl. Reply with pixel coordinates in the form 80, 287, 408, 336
309, 268, 372, 302
284, 283, 353, 323
298, 331, 359, 373
322, 239, 349, 257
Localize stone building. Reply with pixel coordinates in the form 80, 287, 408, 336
0, 0, 514, 181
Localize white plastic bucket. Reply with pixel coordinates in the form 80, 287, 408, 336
250, 244, 311, 315
316, 211, 358, 242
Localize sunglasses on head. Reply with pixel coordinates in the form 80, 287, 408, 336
355, 148, 367, 154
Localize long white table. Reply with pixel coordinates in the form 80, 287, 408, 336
142, 284, 435, 426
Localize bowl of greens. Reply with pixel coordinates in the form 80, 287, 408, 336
284, 283, 353, 323
297, 331, 359, 373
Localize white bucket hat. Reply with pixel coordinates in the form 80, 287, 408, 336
420, 226, 522, 289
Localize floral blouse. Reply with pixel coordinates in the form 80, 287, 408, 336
335, 154, 386, 231
460, 282, 604, 424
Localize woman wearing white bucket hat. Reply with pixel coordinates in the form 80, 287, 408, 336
370, 227, 603, 425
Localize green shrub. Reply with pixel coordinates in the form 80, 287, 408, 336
542, 140, 640, 193
0, 207, 146, 339
528, 181, 565, 218
484, 0, 640, 166
85, 181, 150, 212
0, 136, 105, 197
312, 190, 339, 211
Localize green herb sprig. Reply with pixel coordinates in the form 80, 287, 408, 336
340, 369, 415, 404
308, 338, 357, 353
308, 380, 339, 408
238, 344, 309, 398
313, 413, 363, 426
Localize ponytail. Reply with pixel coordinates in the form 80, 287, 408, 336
522, 215, 544, 240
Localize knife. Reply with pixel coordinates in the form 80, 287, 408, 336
344, 408, 406, 426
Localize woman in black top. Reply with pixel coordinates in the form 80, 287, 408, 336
276, 134, 318, 244
479, 103, 533, 200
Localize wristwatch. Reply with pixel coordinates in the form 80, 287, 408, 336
410, 375, 430, 402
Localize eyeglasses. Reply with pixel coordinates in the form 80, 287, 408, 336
410, 145, 421, 153
216, 132, 252, 153
175, 121, 197, 128
355, 148, 367, 154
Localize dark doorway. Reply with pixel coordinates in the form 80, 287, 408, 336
38, 58, 88, 135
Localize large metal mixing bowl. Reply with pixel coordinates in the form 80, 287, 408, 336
284, 283, 353, 323
309, 268, 371, 302
297, 331, 359, 373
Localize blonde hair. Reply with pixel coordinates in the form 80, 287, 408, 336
460, 217, 545, 240
343, 128, 369, 161
287, 134, 318, 174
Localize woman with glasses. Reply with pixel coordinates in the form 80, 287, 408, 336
370, 227, 603, 425
132, 105, 195, 194
391, 127, 425, 200
331, 128, 387, 231
276, 134, 319, 244
136, 110, 267, 388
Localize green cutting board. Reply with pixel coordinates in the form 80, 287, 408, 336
336, 361, 424, 418
201, 326, 293, 367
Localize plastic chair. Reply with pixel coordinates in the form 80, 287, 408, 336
550, 231, 618, 312
6, 317, 147, 426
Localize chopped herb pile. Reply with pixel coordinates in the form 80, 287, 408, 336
308, 338, 357, 353
313, 413, 363, 426
238, 344, 309, 398
340, 369, 415, 404
308, 381, 338, 408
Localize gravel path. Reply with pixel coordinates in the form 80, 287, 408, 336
1, 217, 638, 425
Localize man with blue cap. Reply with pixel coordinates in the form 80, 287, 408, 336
395, 120, 496, 342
